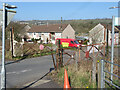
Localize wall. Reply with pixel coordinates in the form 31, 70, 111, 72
27, 32, 61, 44
55, 33, 61, 39
61, 24, 75, 39
89, 24, 105, 44
41, 33, 49, 43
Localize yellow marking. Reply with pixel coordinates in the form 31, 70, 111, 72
97, 60, 100, 63
62, 42, 69, 47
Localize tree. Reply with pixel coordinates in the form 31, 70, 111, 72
6, 22, 27, 42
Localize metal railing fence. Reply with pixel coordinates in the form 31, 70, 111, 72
100, 59, 120, 89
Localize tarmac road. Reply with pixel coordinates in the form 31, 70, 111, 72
0, 49, 75, 89
0, 55, 55, 88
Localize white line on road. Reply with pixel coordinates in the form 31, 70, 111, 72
0, 69, 32, 75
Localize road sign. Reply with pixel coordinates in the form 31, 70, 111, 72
39, 44, 44, 50
0, 9, 16, 26
114, 17, 120, 26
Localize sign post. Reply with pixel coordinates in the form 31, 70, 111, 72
1, 3, 6, 89
0, 3, 17, 90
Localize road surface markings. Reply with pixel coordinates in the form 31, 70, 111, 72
0, 69, 32, 75
15, 69, 32, 74
24, 79, 51, 87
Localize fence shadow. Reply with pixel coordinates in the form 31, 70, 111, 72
4, 54, 31, 66
20, 68, 54, 90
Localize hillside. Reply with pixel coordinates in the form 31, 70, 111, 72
65, 19, 112, 34
18, 19, 112, 34
0, 19, 112, 42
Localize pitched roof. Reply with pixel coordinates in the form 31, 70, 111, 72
100, 23, 112, 31
101, 23, 119, 32
28, 24, 68, 33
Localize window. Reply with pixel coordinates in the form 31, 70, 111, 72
74, 40, 79, 44
38, 33, 41, 36
50, 32, 55, 35
29, 33, 32, 35
71, 41, 74, 44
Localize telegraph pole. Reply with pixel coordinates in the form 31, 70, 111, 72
10, 27, 14, 58
106, 25, 109, 58
61, 17, 62, 31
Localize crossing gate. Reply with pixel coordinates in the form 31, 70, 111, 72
79, 43, 106, 61
56, 47, 77, 69
55, 39, 77, 69
55, 42, 106, 69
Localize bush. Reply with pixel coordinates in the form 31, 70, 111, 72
31, 38, 40, 42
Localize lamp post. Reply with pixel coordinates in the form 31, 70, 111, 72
109, 6, 120, 42
111, 16, 115, 82
109, 6, 119, 82
110, 5, 120, 83
1, 3, 17, 89
109, 7, 120, 9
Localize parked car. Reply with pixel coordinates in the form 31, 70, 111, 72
56, 38, 81, 48
76, 36, 89, 44
27, 40, 33, 43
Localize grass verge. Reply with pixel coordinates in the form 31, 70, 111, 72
49, 60, 97, 88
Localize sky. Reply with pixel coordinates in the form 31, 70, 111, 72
0, 1, 119, 21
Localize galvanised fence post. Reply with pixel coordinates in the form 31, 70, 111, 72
101, 59, 105, 89
97, 60, 100, 88
76, 50, 78, 71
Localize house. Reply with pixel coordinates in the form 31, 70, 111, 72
89, 23, 119, 45
22, 25, 31, 41
26, 24, 75, 44
114, 26, 120, 45
14, 24, 31, 43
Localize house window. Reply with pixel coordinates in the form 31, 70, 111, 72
38, 33, 41, 36
50, 32, 55, 40
29, 32, 32, 35
50, 32, 55, 35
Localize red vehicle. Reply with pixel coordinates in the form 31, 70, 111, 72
56, 38, 81, 48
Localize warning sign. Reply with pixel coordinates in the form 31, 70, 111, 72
39, 44, 44, 50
